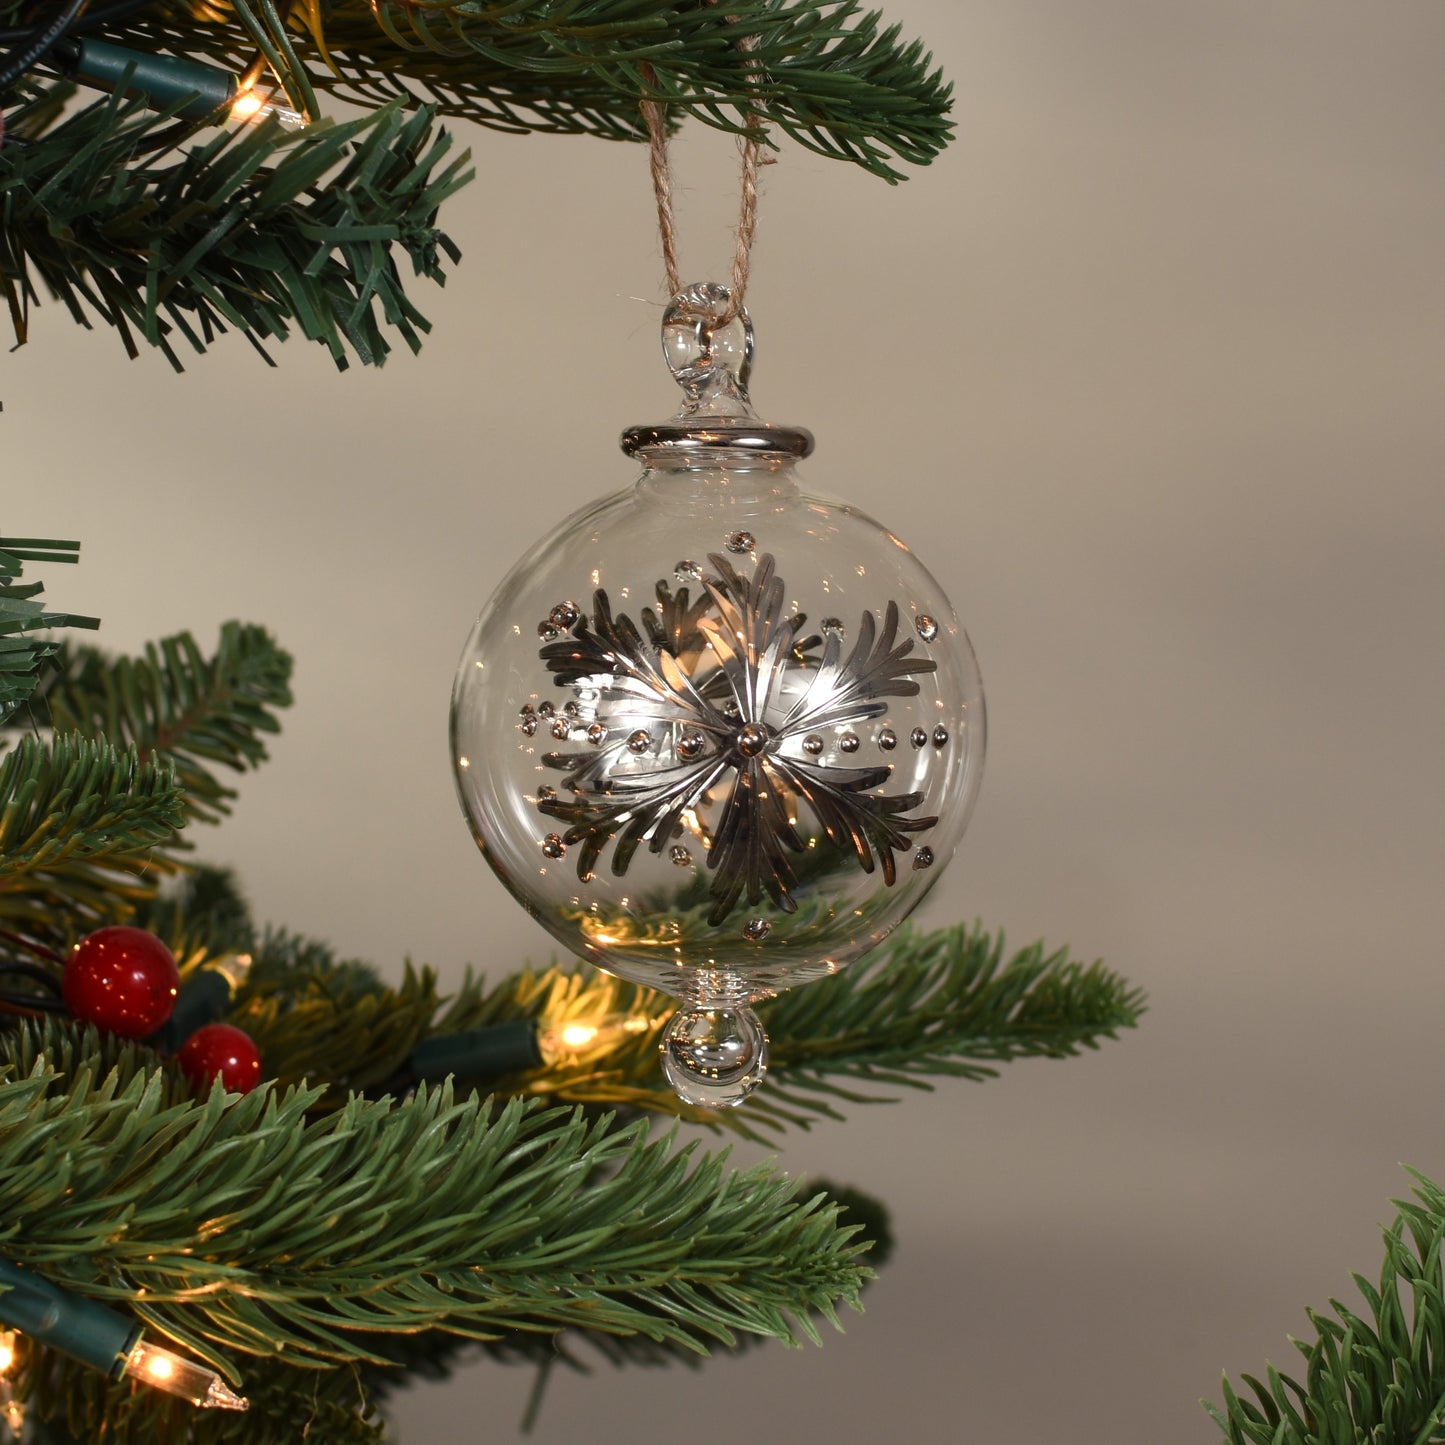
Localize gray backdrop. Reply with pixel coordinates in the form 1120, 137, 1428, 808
5, 2, 1444, 1440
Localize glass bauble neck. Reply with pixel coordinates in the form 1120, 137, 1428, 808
620, 281, 814, 468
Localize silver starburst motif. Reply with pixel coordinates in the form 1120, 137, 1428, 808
534, 552, 938, 925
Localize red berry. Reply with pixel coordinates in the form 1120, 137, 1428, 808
64, 926, 179, 1038
178, 1024, 262, 1095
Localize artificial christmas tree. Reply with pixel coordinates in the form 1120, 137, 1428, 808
9, 6, 1436, 1444
0, 5, 1145, 1439
0, 547, 1141, 1441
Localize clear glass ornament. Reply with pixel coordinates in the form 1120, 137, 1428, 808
451, 283, 985, 1108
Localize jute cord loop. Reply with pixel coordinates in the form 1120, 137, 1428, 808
639, 22, 767, 325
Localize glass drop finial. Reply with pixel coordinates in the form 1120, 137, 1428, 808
659, 1004, 769, 1108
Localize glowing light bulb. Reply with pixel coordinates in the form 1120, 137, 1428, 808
0, 1346, 20, 1438
123, 1339, 248, 1410
537, 1013, 653, 1065
229, 87, 305, 129
210, 951, 253, 991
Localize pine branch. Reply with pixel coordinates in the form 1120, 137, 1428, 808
132, 863, 257, 965
126, 878, 424, 1099
0, 1021, 869, 1375
109, 0, 953, 182
0, 537, 98, 725
0, 87, 471, 368
1206, 1169, 1445, 1445
0, 735, 184, 880
35, 623, 293, 826
0, 734, 187, 941
761, 921, 1145, 1095
123, 901, 1140, 1135
411, 920, 1144, 1139
238, 950, 447, 1098
356, 1176, 891, 1428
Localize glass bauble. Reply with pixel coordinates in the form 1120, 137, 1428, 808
451, 283, 985, 1107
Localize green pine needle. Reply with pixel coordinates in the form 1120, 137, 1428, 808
0, 89, 471, 368
0, 1021, 871, 1375
0, 733, 185, 877
1206, 1169, 1445, 1444
37, 623, 294, 827
1, 2, 948, 363
0, 734, 187, 937
762, 921, 1146, 1094
419, 921, 1144, 1138
242, 954, 448, 1098
112, 0, 953, 181
0, 622, 292, 947
133, 864, 257, 966
0, 537, 98, 725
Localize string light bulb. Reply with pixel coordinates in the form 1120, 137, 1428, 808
145, 951, 256, 1054
229, 85, 304, 129
537, 1013, 653, 1066
57, 39, 306, 128
0, 1330, 21, 1439
0, 1258, 247, 1411
122, 1339, 247, 1410
385, 1011, 655, 1094
558, 1022, 603, 1049
210, 951, 253, 990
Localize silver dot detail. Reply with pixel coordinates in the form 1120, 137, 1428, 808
913, 846, 935, 870
670, 845, 693, 867
839, 732, 860, 754
675, 560, 703, 581
586, 723, 607, 746
542, 834, 566, 860
677, 730, 705, 760
519, 715, 539, 736
551, 719, 571, 740
821, 617, 845, 637
933, 726, 949, 748
538, 701, 555, 717
627, 729, 652, 754
911, 727, 928, 749
802, 734, 825, 756
550, 601, 580, 629
743, 917, 771, 941
878, 727, 897, 752
725, 530, 756, 554
915, 615, 939, 643
538, 621, 559, 641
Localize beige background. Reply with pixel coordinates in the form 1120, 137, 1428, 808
5, 1, 1445, 1440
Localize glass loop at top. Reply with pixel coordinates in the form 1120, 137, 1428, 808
621, 281, 814, 463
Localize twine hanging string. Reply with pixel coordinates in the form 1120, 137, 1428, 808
639, 22, 767, 325
638, 69, 683, 299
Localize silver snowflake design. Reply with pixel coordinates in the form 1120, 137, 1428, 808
534, 552, 938, 926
